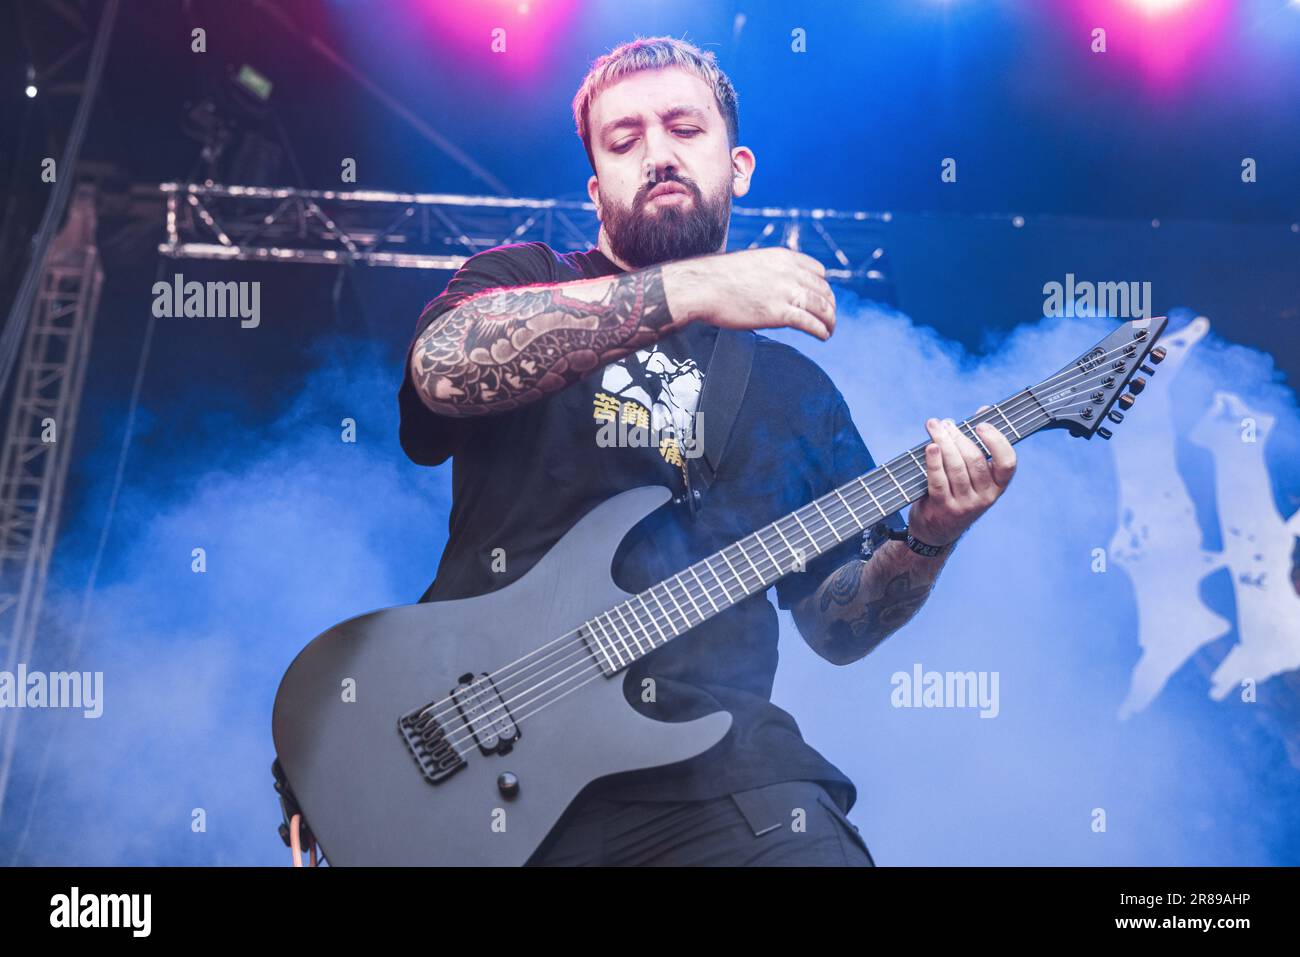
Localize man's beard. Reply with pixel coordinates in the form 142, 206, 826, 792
600, 173, 729, 269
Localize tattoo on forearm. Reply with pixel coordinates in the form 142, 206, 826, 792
806, 541, 945, 661
411, 266, 674, 414
822, 570, 935, 658
822, 559, 867, 610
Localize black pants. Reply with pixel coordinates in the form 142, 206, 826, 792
529, 779, 876, 866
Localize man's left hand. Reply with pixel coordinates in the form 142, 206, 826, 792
907, 405, 1016, 547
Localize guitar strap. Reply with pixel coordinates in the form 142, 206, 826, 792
680, 327, 756, 519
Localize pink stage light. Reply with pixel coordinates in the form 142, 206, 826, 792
1071, 0, 1232, 93
1128, 0, 1195, 15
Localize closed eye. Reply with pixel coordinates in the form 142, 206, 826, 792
611, 128, 703, 153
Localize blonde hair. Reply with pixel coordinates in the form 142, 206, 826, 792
571, 36, 740, 173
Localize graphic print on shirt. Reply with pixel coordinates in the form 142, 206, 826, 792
591, 345, 702, 469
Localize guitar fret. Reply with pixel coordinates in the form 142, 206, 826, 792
658, 580, 694, 630
832, 488, 862, 528
716, 548, 747, 593
735, 540, 767, 586
617, 607, 644, 661
962, 422, 990, 457
857, 475, 886, 515
636, 593, 668, 647
770, 521, 800, 571
610, 606, 639, 661
586, 616, 617, 672
753, 529, 784, 576
882, 462, 908, 501
646, 586, 678, 636
689, 566, 721, 612
790, 510, 818, 554
996, 402, 1021, 439
622, 602, 649, 655
598, 612, 628, 667
810, 499, 836, 539
704, 558, 736, 605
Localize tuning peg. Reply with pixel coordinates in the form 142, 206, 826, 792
1139, 363, 1156, 375
1149, 345, 1166, 364
1129, 377, 1146, 394
1117, 393, 1135, 410
1097, 427, 1113, 440
1107, 410, 1124, 424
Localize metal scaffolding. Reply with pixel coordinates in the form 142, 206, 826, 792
156, 181, 897, 299
0, 184, 103, 810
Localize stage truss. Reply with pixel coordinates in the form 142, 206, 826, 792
156, 182, 897, 301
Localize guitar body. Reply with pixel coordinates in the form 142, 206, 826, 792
272, 485, 733, 866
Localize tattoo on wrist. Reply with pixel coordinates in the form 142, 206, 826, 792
412, 266, 672, 414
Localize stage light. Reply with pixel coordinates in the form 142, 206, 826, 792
1129, 0, 1194, 15
24, 65, 36, 98
25, 84, 37, 98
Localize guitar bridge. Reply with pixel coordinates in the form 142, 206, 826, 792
398, 706, 466, 785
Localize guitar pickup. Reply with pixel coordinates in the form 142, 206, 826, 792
452, 672, 520, 755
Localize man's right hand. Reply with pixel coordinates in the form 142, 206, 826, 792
663, 247, 837, 341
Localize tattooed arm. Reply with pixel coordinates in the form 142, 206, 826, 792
409, 265, 691, 417
790, 413, 1016, 664
791, 539, 954, 666
409, 247, 838, 417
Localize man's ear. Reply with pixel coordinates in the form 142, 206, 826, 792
730, 147, 756, 199
587, 174, 602, 220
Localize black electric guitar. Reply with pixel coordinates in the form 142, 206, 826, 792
272, 316, 1168, 865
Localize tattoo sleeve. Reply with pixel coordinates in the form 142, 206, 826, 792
792, 538, 953, 665
409, 265, 680, 416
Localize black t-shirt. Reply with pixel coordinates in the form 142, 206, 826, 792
397, 241, 904, 814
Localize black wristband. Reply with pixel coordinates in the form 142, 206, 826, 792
903, 532, 944, 558
871, 521, 948, 558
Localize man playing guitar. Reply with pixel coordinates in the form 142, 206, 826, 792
399, 35, 1016, 866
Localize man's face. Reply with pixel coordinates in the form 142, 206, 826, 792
586, 66, 752, 269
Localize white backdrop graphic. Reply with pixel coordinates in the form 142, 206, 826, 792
1112, 318, 1300, 718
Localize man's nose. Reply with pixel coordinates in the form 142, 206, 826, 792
640, 130, 683, 182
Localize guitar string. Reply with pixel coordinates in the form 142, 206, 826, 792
431, 351, 1151, 759
414, 331, 1155, 737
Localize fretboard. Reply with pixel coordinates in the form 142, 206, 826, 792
579, 388, 1050, 675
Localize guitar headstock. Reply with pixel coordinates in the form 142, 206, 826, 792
1029, 316, 1169, 440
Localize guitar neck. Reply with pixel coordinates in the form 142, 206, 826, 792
580, 387, 1051, 676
